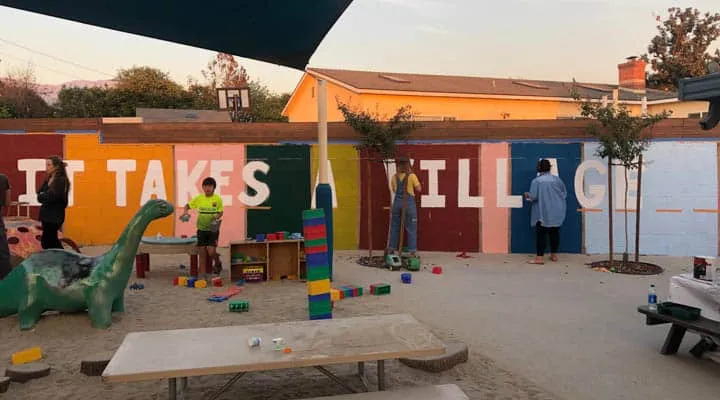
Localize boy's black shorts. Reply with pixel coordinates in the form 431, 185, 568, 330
196, 230, 219, 247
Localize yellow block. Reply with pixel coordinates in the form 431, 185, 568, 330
194, 280, 208, 288
330, 289, 341, 302
307, 279, 331, 296
178, 276, 188, 286
12, 347, 42, 365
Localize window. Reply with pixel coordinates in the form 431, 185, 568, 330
688, 112, 705, 119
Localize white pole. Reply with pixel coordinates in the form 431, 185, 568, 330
318, 78, 329, 184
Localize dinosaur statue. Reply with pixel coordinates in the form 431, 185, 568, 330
0, 199, 174, 330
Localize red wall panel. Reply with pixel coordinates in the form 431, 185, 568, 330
359, 144, 480, 252
0, 134, 64, 220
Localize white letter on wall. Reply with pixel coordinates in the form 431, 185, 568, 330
574, 160, 606, 208
311, 160, 338, 208
64, 160, 84, 207
239, 161, 270, 207
107, 159, 136, 207
17, 159, 45, 206
496, 158, 523, 208
420, 160, 445, 208
458, 159, 483, 208
176, 160, 208, 206
140, 160, 167, 204
210, 160, 234, 206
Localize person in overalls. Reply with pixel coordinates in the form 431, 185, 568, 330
388, 157, 422, 256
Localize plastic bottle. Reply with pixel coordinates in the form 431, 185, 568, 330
648, 284, 658, 312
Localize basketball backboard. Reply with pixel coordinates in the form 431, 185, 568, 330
217, 87, 251, 110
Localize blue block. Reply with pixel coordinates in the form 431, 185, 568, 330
310, 313, 333, 320
302, 217, 326, 227
401, 273, 412, 284
308, 293, 331, 303
306, 252, 329, 267
187, 277, 197, 288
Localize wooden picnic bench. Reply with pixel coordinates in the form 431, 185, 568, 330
102, 314, 446, 400
637, 305, 720, 357
301, 384, 469, 399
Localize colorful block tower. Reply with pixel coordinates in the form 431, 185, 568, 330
303, 209, 332, 320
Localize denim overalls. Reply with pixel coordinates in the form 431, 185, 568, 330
388, 173, 417, 253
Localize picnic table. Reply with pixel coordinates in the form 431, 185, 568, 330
102, 313, 446, 400
637, 305, 720, 358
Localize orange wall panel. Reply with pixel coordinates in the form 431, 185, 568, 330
64, 134, 175, 245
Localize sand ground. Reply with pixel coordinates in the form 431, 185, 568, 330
0, 248, 718, 400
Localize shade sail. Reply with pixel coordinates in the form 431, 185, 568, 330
678, 73, 720, 130
0, 0, 354, 70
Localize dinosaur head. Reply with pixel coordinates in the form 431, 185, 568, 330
142, 199, 175, 220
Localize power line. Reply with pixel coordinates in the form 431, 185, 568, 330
0, 51, 87, 80
0, 36, 114, 77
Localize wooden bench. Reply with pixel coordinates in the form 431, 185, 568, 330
301, 384, 469, 400
637, 305, 720, 357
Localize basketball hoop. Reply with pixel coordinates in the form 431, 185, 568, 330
217, 87, 251, 111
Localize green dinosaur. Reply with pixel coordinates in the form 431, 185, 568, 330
0, 199, 174, 330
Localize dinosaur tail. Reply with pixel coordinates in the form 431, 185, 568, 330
0, 267, 26, 317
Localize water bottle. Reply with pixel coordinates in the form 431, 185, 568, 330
648, 284, 658, 312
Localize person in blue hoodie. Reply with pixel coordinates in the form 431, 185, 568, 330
524, 159, 567, 265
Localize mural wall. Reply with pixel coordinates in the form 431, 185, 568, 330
2, 132, 718, 257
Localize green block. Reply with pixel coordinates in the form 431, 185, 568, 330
306, 265, 330, 281
305, 238, 328, 248
229, 300, 249, 312
303, 209, 325, 220
308, 301, 332, 315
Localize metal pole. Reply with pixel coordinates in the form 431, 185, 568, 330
318, 79, 329, 184
315, 78, 334, 280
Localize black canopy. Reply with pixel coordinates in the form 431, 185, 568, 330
0, 0, 354, 70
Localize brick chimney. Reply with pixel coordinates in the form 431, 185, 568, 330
618, 56, 646, 92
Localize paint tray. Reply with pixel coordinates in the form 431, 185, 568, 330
657, 302, 701, 321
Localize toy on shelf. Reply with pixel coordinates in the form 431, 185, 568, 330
12, 347, 42, 365
401, 273, 412, 284
289, 232, 303, 240
370, 283, 391, 295
303, 208, 332, 321
229, 300, 249, 312
255, 234, 266, 242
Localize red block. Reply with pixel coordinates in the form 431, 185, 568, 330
211, 277, 223, 287
267, 233, 278, 241
432, 265, 443, 275
304, 244, 329, 255
173, 276, 179, 286
303, 224, 327, 240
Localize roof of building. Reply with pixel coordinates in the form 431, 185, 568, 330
306, 68, 678, 102
135, 108, 231, 123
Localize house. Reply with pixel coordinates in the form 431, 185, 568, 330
281, 58, 708, 122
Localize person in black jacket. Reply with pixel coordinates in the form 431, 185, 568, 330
37, 156, 70, 250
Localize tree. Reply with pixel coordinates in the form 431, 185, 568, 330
201, 52, 249, 89
0, 63, 53, 118
0, 104, 13, 118
337, 100, 420, 257
573, 87, 671, 267
642, 7, 720, 90
115, 66, 186, 98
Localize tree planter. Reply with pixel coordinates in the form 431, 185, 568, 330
587, 260, 663, 275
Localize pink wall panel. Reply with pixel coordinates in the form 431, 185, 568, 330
173, 145, 246, 246
481, 143, 510, 253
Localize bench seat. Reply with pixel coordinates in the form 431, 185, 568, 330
301, 384, 469, 400
637, 305, 720, 356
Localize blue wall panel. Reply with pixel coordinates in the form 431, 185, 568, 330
510, 143, 582, 254
583, 142, 718, 256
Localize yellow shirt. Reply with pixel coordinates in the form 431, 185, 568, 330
188, 193, 224, 231
391, 172, 421, 196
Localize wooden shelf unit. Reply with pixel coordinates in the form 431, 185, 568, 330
229, 239, 306, 282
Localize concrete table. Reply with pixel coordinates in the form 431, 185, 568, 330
135, 237, 199, 278
102, 314, 446, 399
669, 273, 720, 321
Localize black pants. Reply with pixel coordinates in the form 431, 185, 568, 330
536, 222, 559, 256
41, 221, 63, 250
0, 217, 11, 280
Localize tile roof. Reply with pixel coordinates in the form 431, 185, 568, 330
307, 68, 678, 103
135, 108, 231, 123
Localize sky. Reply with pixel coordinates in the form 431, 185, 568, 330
0, 0, 718, 95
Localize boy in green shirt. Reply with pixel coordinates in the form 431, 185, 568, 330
181, 177, 224, 276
